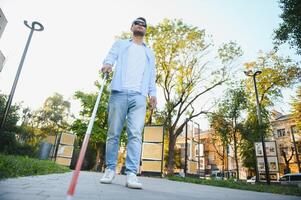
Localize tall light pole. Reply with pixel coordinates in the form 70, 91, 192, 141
196, 122, 200, 176
184, 118, 188, 176
0, 21, 44, 129
244, 70, 270, 184
191, 120, 201, 176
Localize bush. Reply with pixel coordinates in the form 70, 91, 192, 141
0, 154, 70, 179
168, 176, 301, 196
13, 143, 39, 157
0, 130, 39, 157
0, 131, 17, 153
70, 144, 96, 170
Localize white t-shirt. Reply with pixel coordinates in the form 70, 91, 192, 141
123, 43, 146, 92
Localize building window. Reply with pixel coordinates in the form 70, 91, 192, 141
208, 153, 215, 163
180, 143, 190, 157
195, 144, 203, 157
277, 129, 286, 137
187, 143, 190, 157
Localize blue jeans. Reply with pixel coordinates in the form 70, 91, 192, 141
105, 90, 147, 174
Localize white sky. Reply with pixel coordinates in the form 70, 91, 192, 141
0, 0, 300, 129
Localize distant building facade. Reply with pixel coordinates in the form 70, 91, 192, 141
270, 111, 301, 175
173, 111, 300, 179
0, 8, 7, 72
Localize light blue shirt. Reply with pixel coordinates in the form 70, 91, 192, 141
123, 43, 146, 92
103, 39, 157, 97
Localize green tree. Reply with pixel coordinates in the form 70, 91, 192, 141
18, 107, 38, 144
274, 0, 301, 54
241, 51, 300, 171
239, 106, 266, 173
119, 19, 242, 174
291, 86, 301, 131
0, 93, 20, 132
209, 112, 231, 179
17, 107, 46, 146
34, 93, 72, 135
0, 93, 20, 153
209, 85, 248, 180
144, 19, 242, 174
244, 51, 300, 108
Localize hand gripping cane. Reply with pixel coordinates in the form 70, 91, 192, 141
66, 73, 108, 200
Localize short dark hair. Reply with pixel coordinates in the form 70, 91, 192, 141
132, 17, 147, 28
136, 17, 146, 24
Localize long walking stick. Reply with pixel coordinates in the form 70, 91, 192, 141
67, 73, 108, 200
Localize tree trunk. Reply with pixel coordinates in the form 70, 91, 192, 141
222, 145, 225, 180
284, 157, 291, 174
92, 144, 101, 171
147, 110, 153, 125
225, 146, 228, 179
281, 149, 294, 175
167, 132, 176, 175
233, 130, 239, 180
99, 143, 106, 172
93, 143, 105, 172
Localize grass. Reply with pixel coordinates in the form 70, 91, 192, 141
168, 176, 301, 196
0, 154, 71, 180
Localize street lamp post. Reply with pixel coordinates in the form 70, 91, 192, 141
190, 120, 201, 176
184, 118, 188, 176
0, 21, 44, 129
196, 122, 200, 176
244, 70, 270, 184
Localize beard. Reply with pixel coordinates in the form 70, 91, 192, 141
133, 30, 145, 37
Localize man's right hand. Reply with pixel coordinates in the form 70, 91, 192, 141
101, 64, 113, 73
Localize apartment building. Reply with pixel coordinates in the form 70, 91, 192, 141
270, 110, 301, 174
0, 8, 8, 72
174, 111, 300, 179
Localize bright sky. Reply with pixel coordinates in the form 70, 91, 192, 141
0, 0, 300, 129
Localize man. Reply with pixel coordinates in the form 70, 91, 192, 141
100, 17, 157, 189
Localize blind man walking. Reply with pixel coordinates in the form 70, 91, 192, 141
100, 17, 157, 189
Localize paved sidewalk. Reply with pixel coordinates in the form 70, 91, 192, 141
0, 172, 299, 200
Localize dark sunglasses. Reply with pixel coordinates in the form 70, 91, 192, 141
133, 20, 146, 28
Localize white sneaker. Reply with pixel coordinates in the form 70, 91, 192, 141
100, 168, 115, 184
126, 173, 142, 189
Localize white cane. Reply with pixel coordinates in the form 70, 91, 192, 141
66, 73, 108, 200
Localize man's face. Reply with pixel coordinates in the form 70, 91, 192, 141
131, 20, 146, 37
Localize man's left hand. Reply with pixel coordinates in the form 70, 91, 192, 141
149, 96, 157, 110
